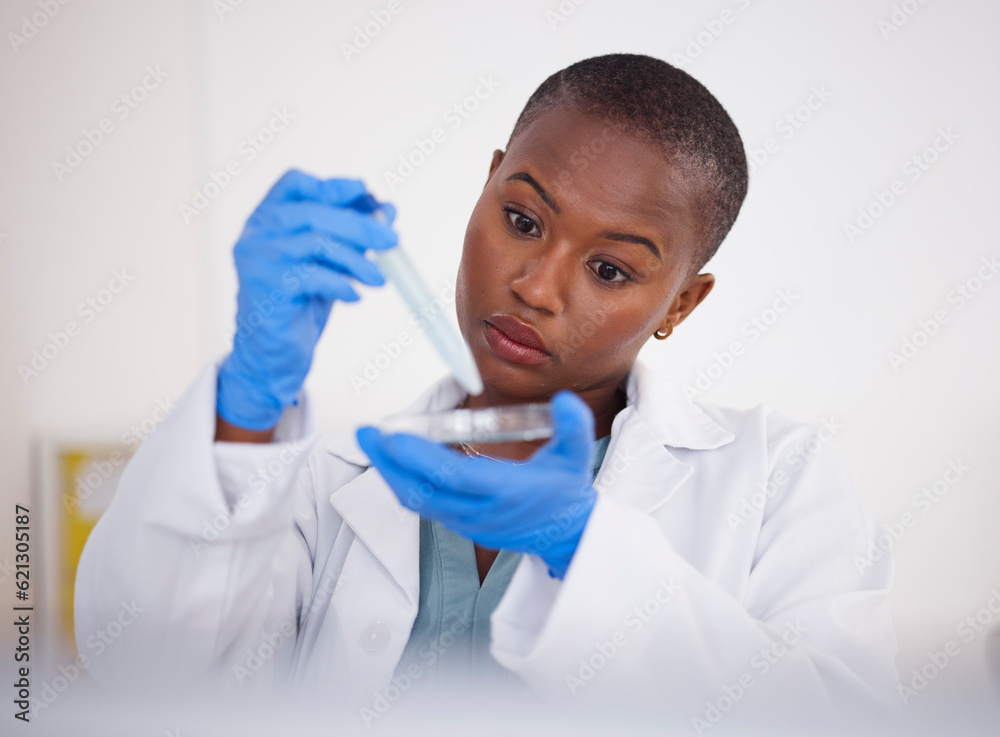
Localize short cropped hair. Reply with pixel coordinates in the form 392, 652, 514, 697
506, 53, 747, 272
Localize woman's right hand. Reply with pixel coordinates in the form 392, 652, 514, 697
216, 169, 397, 432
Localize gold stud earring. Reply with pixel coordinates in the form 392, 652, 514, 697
654, 324, 673, 340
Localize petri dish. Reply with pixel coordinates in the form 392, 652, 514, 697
375, 403, 553, 444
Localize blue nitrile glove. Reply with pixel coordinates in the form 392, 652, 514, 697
356, 391, 599, 579
217, 169, 398, 430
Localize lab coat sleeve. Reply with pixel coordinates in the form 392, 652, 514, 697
74, 359, 322, 695
489, 409, 900, 726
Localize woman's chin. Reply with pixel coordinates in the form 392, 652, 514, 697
474, 360, 561, 403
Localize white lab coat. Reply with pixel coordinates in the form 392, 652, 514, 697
75, 357, 900, 725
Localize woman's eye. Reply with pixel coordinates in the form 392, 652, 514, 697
592, 261, 632, 284
503, 207, 540, 236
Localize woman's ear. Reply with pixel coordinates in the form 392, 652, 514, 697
659, 272, 715, 332
485, 149, 505, 188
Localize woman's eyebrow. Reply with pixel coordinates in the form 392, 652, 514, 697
598, 231, 662, 262
505, 172, 560, 214
505, 170, 662, 261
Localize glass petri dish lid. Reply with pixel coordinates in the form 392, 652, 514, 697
375, 403, 553, 444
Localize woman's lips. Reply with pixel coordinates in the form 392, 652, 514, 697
483, 315, 550, 365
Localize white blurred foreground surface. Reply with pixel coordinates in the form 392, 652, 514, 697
26, 676, 1000, 737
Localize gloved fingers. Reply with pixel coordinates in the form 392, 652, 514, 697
473, 498, 532, 532
236, 233, 386, 288
551, 390, 596, 446
478, 470, 577, 528
356, 428, 491, 519
307, 239, 385, 287
406, 489, 493, 527
318, 178, 377, 207
314, 239, 385, 287
245, 201, 397, 252
374, 201, 397, 225
345, 193, 396, 224
357, 429, 502, 498
531, 390, 595, 470
234, 241, 376, 300
234, 230, 374, 276
261, 170, 368, 207
288, 269, 362, 303
377, 432, 513, 496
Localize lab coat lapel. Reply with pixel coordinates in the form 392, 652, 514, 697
596, 406, 695, 514
328, 468, 420, 607
597, 360, 735, 513
325, 372, 467, 608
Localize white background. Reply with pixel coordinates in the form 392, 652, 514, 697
2, 0, 998, 725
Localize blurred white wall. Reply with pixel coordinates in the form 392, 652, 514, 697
1, 0, 208, 658
2, 0, 998, 724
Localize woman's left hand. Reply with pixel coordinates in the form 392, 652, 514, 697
356, 390, 598, 579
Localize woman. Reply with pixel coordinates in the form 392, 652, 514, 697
75, 54, 899, 727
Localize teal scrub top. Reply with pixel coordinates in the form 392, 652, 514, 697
393, 435, 612, 689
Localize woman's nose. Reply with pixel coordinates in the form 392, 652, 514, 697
508, 246, 570, 315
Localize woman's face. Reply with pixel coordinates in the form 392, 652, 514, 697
456, 104, 715, 402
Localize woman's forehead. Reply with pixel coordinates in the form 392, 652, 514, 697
499, 108, 702, 247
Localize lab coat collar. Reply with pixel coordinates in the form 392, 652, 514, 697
623, 359, 735, 451
593, 360, 735, 514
